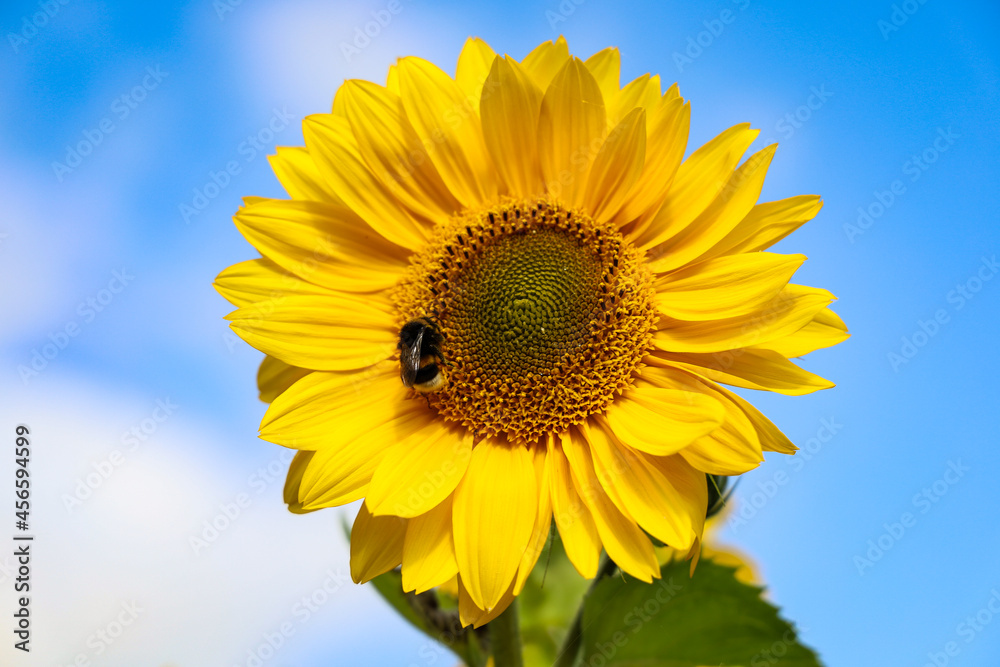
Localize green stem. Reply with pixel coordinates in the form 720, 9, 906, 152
490, 596, 524, 667
553, 553, 617, 667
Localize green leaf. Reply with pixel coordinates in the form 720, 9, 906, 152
579, 558, 822, 667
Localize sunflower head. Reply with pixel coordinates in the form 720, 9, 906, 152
393, 198, 658, 442
215, 36, 847, 625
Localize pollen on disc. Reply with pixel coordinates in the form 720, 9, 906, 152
392, 199, 657, 443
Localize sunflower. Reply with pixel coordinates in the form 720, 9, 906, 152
215, 36, 847, 627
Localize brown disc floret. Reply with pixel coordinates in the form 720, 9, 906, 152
392, 199, 658, 444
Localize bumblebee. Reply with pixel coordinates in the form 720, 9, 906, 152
398, 317, 446, 392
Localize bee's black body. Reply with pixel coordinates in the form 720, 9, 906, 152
398, 317, 446, 392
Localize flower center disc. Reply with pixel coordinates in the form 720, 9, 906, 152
393, 200, 657, 443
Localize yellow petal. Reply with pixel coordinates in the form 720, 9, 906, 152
617, 96, 690, 225
257, 354, 309, 403
635, 123, 758, 249
519, 36, 570, 91
607, 74, 653, 127
638, 450, 708, 542
686, 537, 702, 577
680, 412, 763, 476
458, 575, 516, 629
456, 37, 497, 114
232, 199, 409, 293
283, 450, 315, 514
331, 81, 349, 116
699, 541, 759, 585
585, 107, 646, 223
480, 56, 545, 196
602, 386, 725, 456
583, 419, 699, 550
638, 364, 764, 475
537, 57, 606, 207
514, 443, 553, 595
583, 47, 620, 106
653, 284, 836, 353
298, 407, 439, 510
350, 502, 407, 584
712, 382, 797, 454
268, 146, 342, 203
385, 63, 400, 94
260, 363, 407, 450
655, 347, 835, 396
341, 79, 461, 222
303, 113, 428, 249
437, 574, 460, 599
239, 195, 268, 209
655, 252, 806, 321
453, 441, 537, 610
660, 80, 676, 104
214, 258, 328, 308
402, 495, 459, 593
227, 294, 397, 371
647, 143, 777, 273
708, 194, 824, 258
397, 56, 498, 207
548, 438, 601, 578
753, 307, 849, 358
560, 430, 659, 582
367, 425, 473, 518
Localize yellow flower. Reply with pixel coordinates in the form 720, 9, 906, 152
215, 36, 847, 627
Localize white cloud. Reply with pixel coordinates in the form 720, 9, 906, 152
233, 0, 467, 117
0, 374, 405, 667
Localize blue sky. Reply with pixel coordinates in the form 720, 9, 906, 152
1, 0, 998, 665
